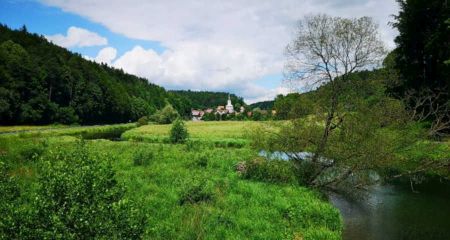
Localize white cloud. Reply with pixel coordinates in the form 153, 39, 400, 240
46, 26, 108, 48
42, 0, 399, 102
95, 47, 117, 65
243, 85, 292, 104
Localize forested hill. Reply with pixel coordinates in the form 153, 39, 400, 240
169, 90, 246, 109
249, 100, 274, 110
0, 24, 190, 125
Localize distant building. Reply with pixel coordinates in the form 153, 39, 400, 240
225, 94, 234, 113
191, 109, 204, 121
191, 94, 238, 121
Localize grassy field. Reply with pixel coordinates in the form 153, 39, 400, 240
0, 124, 68, 133
122, 121, 265, 147
0, 123, 135, 139
0, 121, 342, 239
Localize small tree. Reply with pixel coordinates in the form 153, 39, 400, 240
170, 118, 189, 143
137, 116, 149, 126
150, 104, 180, 124
280, 14, 386, 188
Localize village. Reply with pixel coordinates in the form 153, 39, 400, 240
190, 95, 275, 121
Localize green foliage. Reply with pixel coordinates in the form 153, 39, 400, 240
150, 104, 180, 124
194, 154, 208, 168
170, 90, 245, 110
242, 158, 297, 184
19, 139, 48, 162
55, 106, 79, 124
393, 0, 449, 94
251, 108, 263, 121
137, 116, 149, 127
31, 143, 146, 239
170, 118, 189, 144
179, 179, 214, 205
0, 122, 343, 239
0, 161, 22, 238
285, 202, 342, 239
249, 100, 274, 110
0, 24, 181, 125
274, 93, 314, 120
133, 148, 154, 166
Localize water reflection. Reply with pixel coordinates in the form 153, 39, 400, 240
330, 181, 450, 240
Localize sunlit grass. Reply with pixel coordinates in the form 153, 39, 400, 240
0, 124, 67, 133
0, 121, 343, 239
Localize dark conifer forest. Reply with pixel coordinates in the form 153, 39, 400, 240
0, 24, 191, 125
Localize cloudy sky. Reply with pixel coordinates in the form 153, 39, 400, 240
0, 0, 399, 103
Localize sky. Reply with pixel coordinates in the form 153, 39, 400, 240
0, 0, 399, 104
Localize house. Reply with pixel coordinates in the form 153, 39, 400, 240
191, 109, 204, 121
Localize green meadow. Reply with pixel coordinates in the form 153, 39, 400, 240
0, 122, 342, 239
123, 121, 264, 147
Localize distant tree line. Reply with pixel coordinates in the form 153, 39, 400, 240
169, 90, 245, 110
0, 24, 189, 125
249, 100, 274, 111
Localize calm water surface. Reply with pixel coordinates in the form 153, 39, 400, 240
329, 180, 450, 240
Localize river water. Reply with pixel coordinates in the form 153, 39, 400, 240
329, 180, 450, 240
258, 151, 450, 239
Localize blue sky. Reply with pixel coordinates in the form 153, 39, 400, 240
0, 0, 398, 103
0, 1, 164, 57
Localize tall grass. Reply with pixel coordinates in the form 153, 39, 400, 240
0, 121, 343, 239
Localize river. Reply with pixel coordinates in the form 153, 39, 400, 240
330, 179, 450, 240
259, 151, 450, 239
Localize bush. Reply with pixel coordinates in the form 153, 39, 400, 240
30, 142, 146, 239
185, 140, 201, 151
194, 154, 208, 168
179, 180, 213, 205
170, 118, 189, 144
133, 149, 154, 166
0, 161, 22, 238
241, 158, 297, 184
136, 116, 149, 127
55, 106, 79, 124
150, 104, 180, 124
19, 140, 48, 161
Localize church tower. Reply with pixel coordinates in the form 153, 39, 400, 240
226, 94, 234, 113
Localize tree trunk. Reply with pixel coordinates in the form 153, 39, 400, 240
312, 91, 338, 163
308, 90, 338, 184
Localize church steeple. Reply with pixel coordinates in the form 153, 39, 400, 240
226, 94, 234, 113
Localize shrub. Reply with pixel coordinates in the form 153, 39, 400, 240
31, 142, 146, 239
133, 149, 154, 166
170, 118, 189, 144
19, 140, 48, 161
0, 161, 22, 238
179, 180, 213, 205
150, 104, 180, 124
185, 140, 201, 151
194, 154, 208, 168
55, 106, 79, 124
284, 202, 342, 238
241, 158, 297, 184
137, 116, 149, 127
